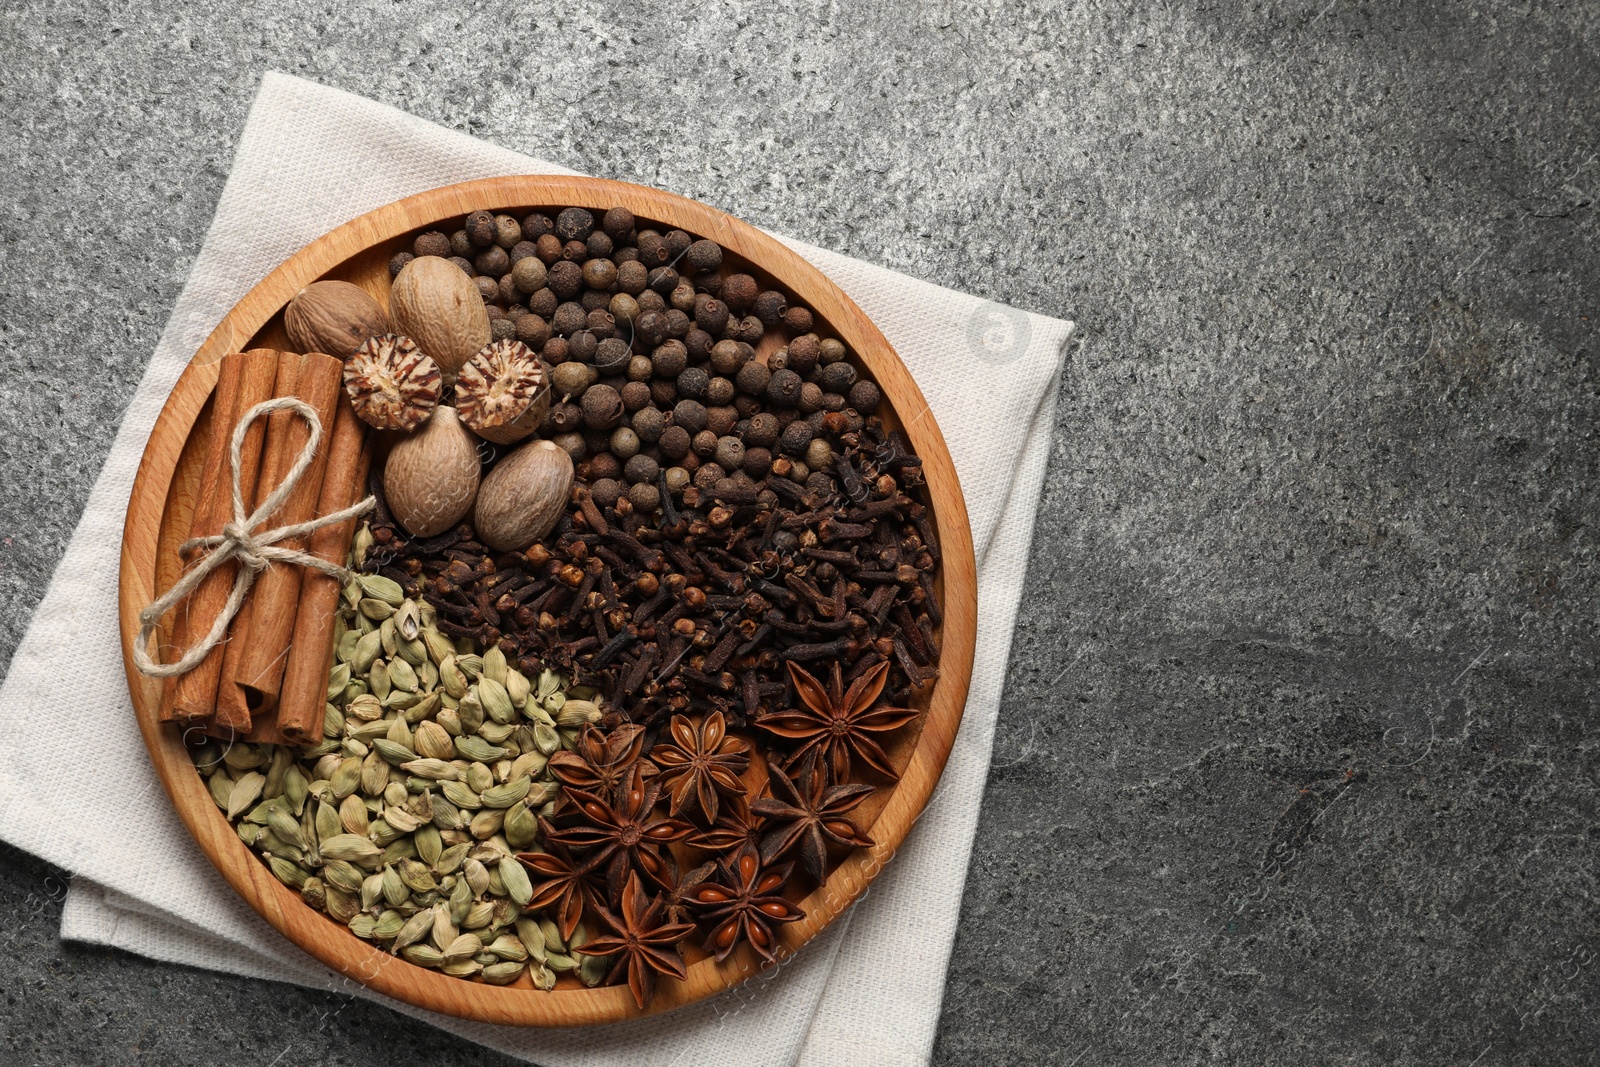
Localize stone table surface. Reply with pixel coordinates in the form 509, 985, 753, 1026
1, 2, 1596, 1064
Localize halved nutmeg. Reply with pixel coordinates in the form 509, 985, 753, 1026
454, 339, 551, 445
343, 334, 442, 432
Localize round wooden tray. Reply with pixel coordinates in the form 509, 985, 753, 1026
119, 176, 976, 1026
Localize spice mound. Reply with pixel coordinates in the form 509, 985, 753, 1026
204, 204, 942, 1008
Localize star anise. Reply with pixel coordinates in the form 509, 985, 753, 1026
686, 794, 765, 855
576, 870, 696, 1009
662, 861, 718, 926
650, 710, 752, 823
755, 660, 919, 781
688, 842, 806, 963
751, 756, 876, 883
516, 841, 606, 941
547, 722, 655, 796
540, 763, 692, 900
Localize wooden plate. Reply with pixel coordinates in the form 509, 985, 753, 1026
119, 176, 976, 1026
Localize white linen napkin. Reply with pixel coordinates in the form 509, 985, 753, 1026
0, 72, 1071, 1066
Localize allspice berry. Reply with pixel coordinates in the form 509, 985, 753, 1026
610, 292, 640, 325
672, 399, 709, 434
594, 337, 632, 375
550, 361, 597, 400
580, 384, 623, 430
618, 259, 649, 296
535, 233, 563, 264
783, 305, 814, 333
767, 368, 804, 407
797, 382, 824, 413
721, 273, 759, 312
528, 288, 559, 317
562, 239, 588, 262
695, 298, 730, 335
787, 334, 821, 375
732, 315, 765, 344
735, 361, 771, 397
603, 206, 635, 239
466, 210, 497, 247
636, 230, 669, 267
514, 314, 551, 348
628, 481, 661, 512
389, 251, 414, 277
583, 258, 618, 290
611, 426, 641, 461
512, 257, 548, 293
632, 405, 666, 443
677, 366, 710, 401
706, 376, 735, 406
714, 436, 745, 471
685, 239, 723, 273
635, 309, 669, 347
551, 302, 588, 337
624, 453, 660, 485
620, 380, 652, 411
742, 446, 772, 477
753, 290, 788, 325
590, 478, 623, 508
778, 419, 815, 455
494, 214, 523, 248
586, 231, 614, 260
588, 452, 623, 482
693, 429, 718, 458
652, 340, 688, 379
849, 380, 882, 412
627, 355, 653, 382
818, 337, 847, 364
450, 230, 473, 256
522, 212, 554, 238
548, 260, 583, 299
555, 207, 595, 241
414, 231, 451, 258
658, 424, 691, 460
816, 361, 857, 393
745, 412, 779, 448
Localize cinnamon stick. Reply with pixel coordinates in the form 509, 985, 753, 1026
270, 393, 374, 745
162, 350, 280, 725
216, 351, 344, 735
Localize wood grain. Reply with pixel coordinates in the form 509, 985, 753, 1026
118, 176, 977, 1026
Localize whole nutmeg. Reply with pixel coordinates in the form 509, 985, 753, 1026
343, 335, 442, 432
384, 407, 480, 537
684, 239, 723, 273
454, 339, 551, 445
389, 257, 492, 381
465, 210, 497, 247
555, 207, 595, 242
549, 361, 597, 400
753, 290, 788, 326
721, 273, 759, 312
849, 379, 882, 412
474, 439, 575, 551
580, 384, 624, 430
284, 280, 392, 358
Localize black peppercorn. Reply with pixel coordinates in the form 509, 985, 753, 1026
389, 251, 415, 277
590, 478, 623, 508
581, 384, 624, 430
695, 297, 730, 335
494, 214, 523, 249
413, 231, 451, 258
595, 337, 632, 375
450, 229, 473, 257
651, 340, 688, 378
555, 207, 595, 242
658, 424, 691, 460
528, 287, 559, 317
587, 308, 617, 339
466, 210, 497, 247
522, 213, 554, 238
569, 330, 599, 363
635, 309, 669, 347
475, 276, 499, 302
510, 240, 539, 264
448, 256, 474, 275
766, 368, 803, 407
586, 230, 614, 260
816, 361, 857, 394
753, 290, 788, 326
535, 233, 563, 264
583, 258, 618, 290
685, 239, 723, 273
515, 314, 551, 348
676, 366, 710, 401
778, 420, 815, 455
548, 260, 584, 299
603, 206, 635, 239
848, 380, 882, 413
672, 399, 709, 434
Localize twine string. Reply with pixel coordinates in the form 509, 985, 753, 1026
133, 396, 376, 678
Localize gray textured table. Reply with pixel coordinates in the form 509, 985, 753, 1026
2, 2, 1596, 1064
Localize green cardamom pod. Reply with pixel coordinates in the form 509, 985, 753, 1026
266, 805, 307, 850
357, 573, 405, 606
423, 628, 455, 667
486, 934, 528, 962
360, 750, 389, 796
380, 836, 418, 867
387, 657, 419, 694
350, 630, 383, 674
532, 963, 559, 990
262, 745, 292, 800
330, 758, 362, 800
498, 856, 534, 907
414, 824, 443, 868
463, 858, 490, 896
236, 822, 262, 847
400, 944, 445, 968
454, 735, 507, 763
371, 909, 407, 941
400, 758, 458, 781
391, 909, 434, 954
322, 859, 365, 894
480, 777, 531, 810
223, 743, 269, 771
226, 772, 266, 820
432, 795, 465, 832
325, 662, 352, 702
555, 699, 602, 728
325, 885, 361, 924
477, 677, 515, 724
300, 876, 327, 912
358, 596, 396, 621
510, 750, 547, 781
532, 721, 561, 756
208, 770, 234, 813
439, 656, 469, 699
413, 721, 454, 761
440, 780, 482, 810
516, 916, 549, 964
435, 707, 464, 737
371, 738, 418, 767
435, 842, 470, 876
505, 668, 531, 708
503, 802, 537, 850
462, 900, 495, 930
457, 653, 484, 679
544, 951, 578, 973
457, 689, 485, 733
449, 875, 473, 926
464, 762, 494, 793
268, 856, 308, 890
320, 833, 383, 866
384, 805, 426, 833
479, 720, 516, 744
470, 807, 506, 840
349, 914, 379, 940
538, 918, 566, 954
482, 961, 525, 985
380, 865, 409, 908
398, 858, 438, 894
431, 902, 459, 950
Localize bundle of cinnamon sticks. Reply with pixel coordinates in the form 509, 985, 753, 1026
159, 348, 372, 744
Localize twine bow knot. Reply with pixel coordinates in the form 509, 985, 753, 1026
133, 396, 376, 678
